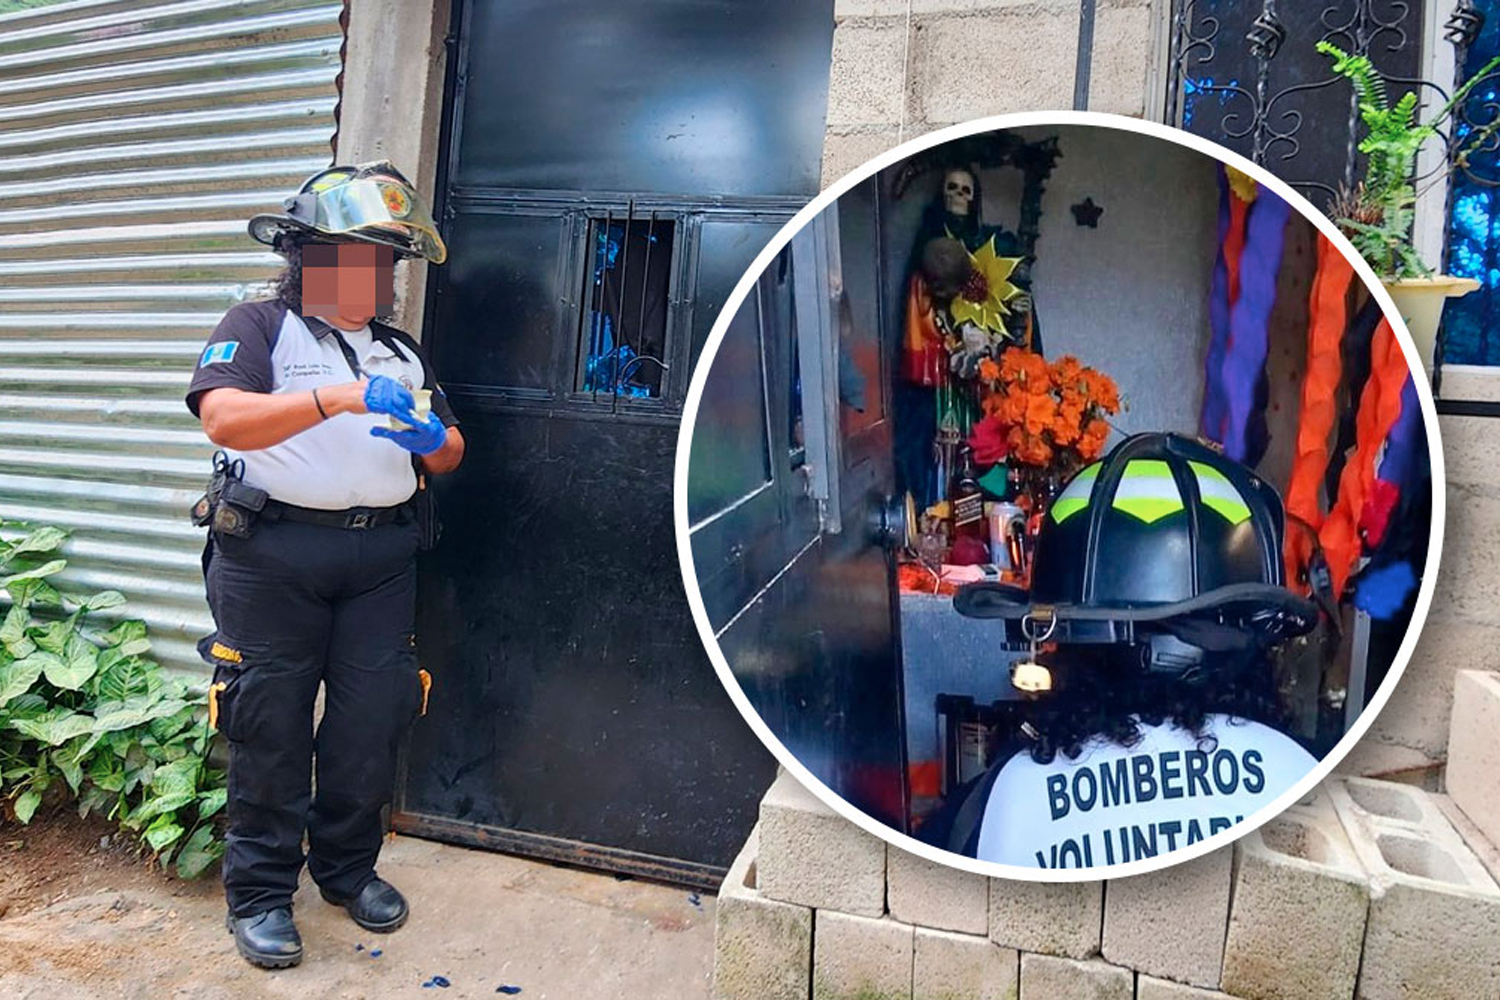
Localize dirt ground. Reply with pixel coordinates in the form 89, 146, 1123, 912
0, 809, 716, 999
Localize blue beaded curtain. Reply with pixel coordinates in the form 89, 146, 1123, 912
1444, 10, 1500, 365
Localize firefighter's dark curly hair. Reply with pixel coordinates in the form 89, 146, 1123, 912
1017, 644, 1289, 765
269, 236, 307, 311
268, 234, 398, 319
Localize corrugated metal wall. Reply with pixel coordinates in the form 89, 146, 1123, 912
0, 0, 344, 678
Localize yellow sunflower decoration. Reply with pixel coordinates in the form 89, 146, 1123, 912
949, 236, 1024, 339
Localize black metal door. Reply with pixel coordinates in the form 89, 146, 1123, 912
396, 0, 835, 887
688, 181, 910, 832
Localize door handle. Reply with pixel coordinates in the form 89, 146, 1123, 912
874, 492, 914, 551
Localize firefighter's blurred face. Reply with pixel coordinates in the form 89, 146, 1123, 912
301, 241, 394, 321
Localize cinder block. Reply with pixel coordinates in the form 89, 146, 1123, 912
1332, 775, 1444, 831
1445, 670, 1500, 849
1017, 953, 1131, 1000
1137, 976, 1245, 1000
888, 847, 988, 935
821, 125, 903, 189
913, 927, 1018, 1000
713, 825, 813, 1000
1087, 4, 1152, 116
835, 0, 910, 14
1221, 807, 1369, 1000
1434, 792, 1500, 885
1370, 613, 1500, 764
1101, 848, 1231, 989
1328, 778, 1500, 999
1425, 490, 1500, 628
988, 878, 1102, 959
827, 16, 908, 128
758, 771, 887, 917
813, 910, 914, 1000
907, 8, 1081, 124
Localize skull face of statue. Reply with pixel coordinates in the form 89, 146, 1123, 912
943, 169, 975, 217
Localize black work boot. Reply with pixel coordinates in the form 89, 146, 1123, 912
226, 906, 303, 969
321, 876, 409, 932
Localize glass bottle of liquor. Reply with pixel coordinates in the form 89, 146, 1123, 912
948, 443, 986, 561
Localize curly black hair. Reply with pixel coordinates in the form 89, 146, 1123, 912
1016, 643, 1289, 765
267, 235, 400, 320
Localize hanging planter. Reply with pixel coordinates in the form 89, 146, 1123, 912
1381, 275, 1481, 372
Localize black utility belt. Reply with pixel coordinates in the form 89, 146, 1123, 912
264, 498, 413, 531
194, 450, 432, 547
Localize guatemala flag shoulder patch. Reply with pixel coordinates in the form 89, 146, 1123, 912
200, 341, 239, 366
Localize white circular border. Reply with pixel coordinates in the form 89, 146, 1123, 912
673, 110, 1447, 882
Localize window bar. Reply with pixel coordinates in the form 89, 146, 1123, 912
632, 209, 659, 394
612, 200, 635, 412
590, 206, 613, 403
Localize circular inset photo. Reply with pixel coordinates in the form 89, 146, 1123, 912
675, 113, 1443, 879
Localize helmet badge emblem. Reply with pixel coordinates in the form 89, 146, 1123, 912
382, 185, 412, 218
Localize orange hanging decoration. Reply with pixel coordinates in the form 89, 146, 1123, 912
1319, 318, 1409, 598
1284, 234, 1353, 589
903, 273, 947, 387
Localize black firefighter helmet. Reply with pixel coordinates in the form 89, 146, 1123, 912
955, 433, 1318, 676
248, 160, 447, 264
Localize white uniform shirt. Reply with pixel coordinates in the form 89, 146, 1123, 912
975, 715, 1317, 869
187, 299, 456, 510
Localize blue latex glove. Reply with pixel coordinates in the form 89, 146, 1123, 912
370, 412, 448, 455
363, 375, 416, 420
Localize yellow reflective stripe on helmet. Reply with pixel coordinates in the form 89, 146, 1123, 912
1112, 459, 1185, 523
1189, 460, 1253, 524
1051, 462, 1101, 524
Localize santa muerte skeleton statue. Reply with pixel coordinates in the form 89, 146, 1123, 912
897, 165, 1044, 509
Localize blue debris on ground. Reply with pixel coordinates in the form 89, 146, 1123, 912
496, 986, 523, 995
369, 948, 383, 958
687, 893, 702, 909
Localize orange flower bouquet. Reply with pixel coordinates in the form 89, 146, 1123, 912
971, 349, 1121, 478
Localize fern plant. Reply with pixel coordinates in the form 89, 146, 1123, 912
1318, 40, 1500, 278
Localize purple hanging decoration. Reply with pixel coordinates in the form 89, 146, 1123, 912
1199, 164, 1234, 442
1219, 186, 1291, 462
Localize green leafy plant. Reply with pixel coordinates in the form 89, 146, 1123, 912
0, 518, 226, 878
1319, 40, 1500, 278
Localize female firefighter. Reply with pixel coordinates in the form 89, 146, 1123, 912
945, 433, 1321, 869
186, 161, 463, 967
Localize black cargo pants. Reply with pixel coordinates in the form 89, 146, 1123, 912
203, 513, 424, 918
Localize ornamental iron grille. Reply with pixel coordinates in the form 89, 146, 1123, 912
1164, 0, 1500, 368
1164, 0, 1427, 206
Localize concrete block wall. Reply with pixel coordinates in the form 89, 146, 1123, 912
1443, 669, 1500, 849
1101, 850, 1231, 988
1220, 798, 1368, 1000
1327, 777, 1500, 1000
715, 771, 1500, 1000
1365, 388, 1500, 772
822, 0, 1161, 186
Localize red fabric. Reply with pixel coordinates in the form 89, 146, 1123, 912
1225, 192, 1250, 307
903, 273, 947, 387
898, 562, 957, 596
1320, 318, 1407, 597
1360, 478, 1401, 550
968, 415, 1011, 466
1284, 234, 1353, 590
909, 760, 942, 799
